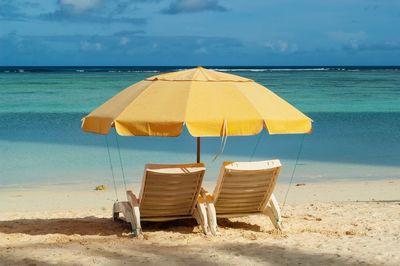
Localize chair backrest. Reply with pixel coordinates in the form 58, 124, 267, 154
139, 163, 205, 218
213, 160, 281, 214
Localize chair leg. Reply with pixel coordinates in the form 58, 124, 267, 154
193, 202, 208, 235
206, 202, 219, 236
113, 201, 142, 236
126, 191, 142, 236
130, 203, 142, 237
262, 193, 283, 230
113, 201, 120, 221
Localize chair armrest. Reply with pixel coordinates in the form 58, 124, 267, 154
126, 190, 139, 207
200, 187, 219, 236
200, 187, 214, 203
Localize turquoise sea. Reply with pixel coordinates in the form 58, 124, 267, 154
0, 67, 399, 188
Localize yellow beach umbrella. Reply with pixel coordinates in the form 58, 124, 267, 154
81, 67, 312, 162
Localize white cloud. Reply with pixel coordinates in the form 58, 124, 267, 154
60, 0, 99, 13
94, 42, 102, 50
194, 47, 207, 54
80, 40, 102, 51
277, 41, 288, 52
349, 39, 359, 50
162, 0, 227, 14
327, 31, 366, 42
119, 37, 129, 45
39, 1, 146, 24
326, 31, 367, 51
263, 40, 298, 53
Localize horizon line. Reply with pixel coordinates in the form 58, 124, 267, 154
1, 65, 399, 68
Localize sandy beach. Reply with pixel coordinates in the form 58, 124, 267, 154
1, 179, 399, 266
2, 0, 400, 265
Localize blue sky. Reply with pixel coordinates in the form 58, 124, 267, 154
0, 0, 399, 66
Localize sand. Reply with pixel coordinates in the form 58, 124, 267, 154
0, 179, 399, 266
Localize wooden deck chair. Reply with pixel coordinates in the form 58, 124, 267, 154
202, 160, 283, 236
113, 163, 208, 236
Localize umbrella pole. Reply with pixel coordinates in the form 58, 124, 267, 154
197, 137, 201, 163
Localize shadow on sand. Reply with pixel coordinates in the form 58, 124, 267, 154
0, 235, 371, 266
0, 217, 211, 236
0, 216, 375, 265
0, 216, 274, 237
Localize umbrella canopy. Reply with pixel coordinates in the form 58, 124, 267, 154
81, 67, 312, 137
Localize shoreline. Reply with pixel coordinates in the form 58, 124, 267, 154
1, 178, 399, 214
1, 176, 399, 189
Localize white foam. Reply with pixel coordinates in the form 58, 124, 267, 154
212, 68, 332, 72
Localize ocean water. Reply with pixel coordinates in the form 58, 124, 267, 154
0, 67, 399, 188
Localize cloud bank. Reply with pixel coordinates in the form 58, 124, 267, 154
0, 0, 148, 24
40, 0, 147, 24
162, 0, 227, 14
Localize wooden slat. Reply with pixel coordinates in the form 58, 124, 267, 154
142, 210, 189, 217
221, 179, 272, 186
220, 185, 269, 191
214, 212, 258, 218
138, 164, 205, 219
225, 171, 274, 178
218, 193, 265, 198
216, 197, 264, 205
216, 200, 263, 207
145, 180, 197, 186
218, 188, 266, 195
211, 160, 281, 216
218, 188, 265, 194
141, 203, 192, 209
223, 181, 269, 187
217, 202, 260, 208
218, 194, 264, 201
220, 181, 272, 188
216, 201, 261, 208
141, 209, 191, 216
145, 174, 200, 183
224, 172, 274, 179
221, 178, 273, 185
142, 206, 192, 213
216, 198, 263, 205
141, 215, 193, 221
141, 201, 192, 209
145, 181, 197, 188
141, 188, 196, 196
142, 190, 195, 197
141, 195, 194, 206
140, 206, 191, 213
216, 207, 259, 213
143, 183, 197, 191
216, 192, 268, 200
144, 191, 196, 197
140, 192, 194, 200
142, 207, 190, 212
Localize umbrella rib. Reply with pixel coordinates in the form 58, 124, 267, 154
183, 80, 194, 133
